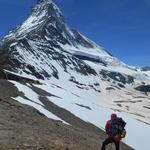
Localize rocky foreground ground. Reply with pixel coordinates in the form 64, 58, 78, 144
0, 79, 134, 150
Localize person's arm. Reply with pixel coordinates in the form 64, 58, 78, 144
105, 121, 110, 135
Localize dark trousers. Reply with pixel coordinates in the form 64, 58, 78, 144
101, 137, 120, 150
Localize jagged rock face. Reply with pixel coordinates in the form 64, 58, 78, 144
100, 70, 134, 84
1, 37, 97, 79
135, 85, 150, 92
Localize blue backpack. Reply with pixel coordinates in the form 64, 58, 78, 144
109, 117, 126, 137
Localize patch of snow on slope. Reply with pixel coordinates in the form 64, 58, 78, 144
142, 71, 150, 79
17, 11, 46, 37
10, 80, 43, 105
58, 42, 127, 67
59, 43, 109, 57
9, 80, 68, 124
4, 69, 38, 81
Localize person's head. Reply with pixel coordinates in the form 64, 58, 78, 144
111, 113, 117, 120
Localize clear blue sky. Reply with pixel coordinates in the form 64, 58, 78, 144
0, 0, 150, 67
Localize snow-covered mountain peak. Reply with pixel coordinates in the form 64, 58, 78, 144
1, 0, 149, 77
36, 0, 64, 22
2, 0, 120, 71
3, 0, 65, 42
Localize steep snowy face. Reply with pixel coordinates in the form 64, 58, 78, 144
2, 0, 120, 67
3, 0, 87, 47
1, 0, 101, 79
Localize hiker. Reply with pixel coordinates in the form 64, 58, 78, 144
101, 113, 126, 150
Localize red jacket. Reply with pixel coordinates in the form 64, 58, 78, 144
105, 113, 117, 135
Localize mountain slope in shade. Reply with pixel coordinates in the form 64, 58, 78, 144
0, 0, 150, 150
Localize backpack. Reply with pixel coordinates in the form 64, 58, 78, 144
109, 117, 126, 137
